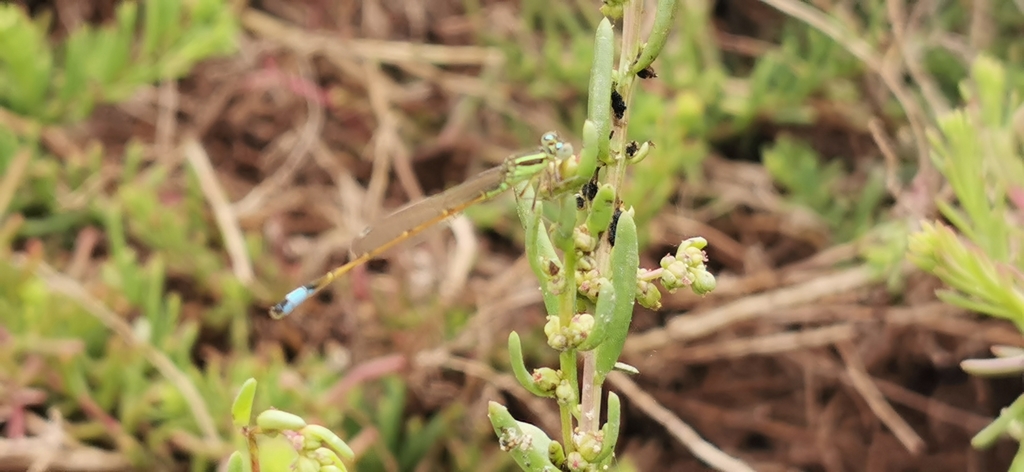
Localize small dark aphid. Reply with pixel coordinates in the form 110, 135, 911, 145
608, 207, 623, 246
611, 90, 626, 120
581, 181, 598, 203
585, 170, 600, 200
577, 168, 601, 209
625, 140, 639, 157
637, 66, 657, 79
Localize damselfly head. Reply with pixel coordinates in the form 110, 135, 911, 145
540, 131, 560, 146
539, 131, 574, 160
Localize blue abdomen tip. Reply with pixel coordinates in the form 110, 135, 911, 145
269, 285, 315, 318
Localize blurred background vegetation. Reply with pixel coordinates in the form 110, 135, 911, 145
2, 0, 1024, 471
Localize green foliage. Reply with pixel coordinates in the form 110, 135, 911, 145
744, 23, 862, 127
1, 2, 370, 471
907, 55, 1024, 466
621, 91, 708, 231
465, 0, 600, 140
910, 222, 1024, 331
763, 135, 887, 242
909, 55, 1024, 320
929, 56, 1024, 265
0, 0, 237, 124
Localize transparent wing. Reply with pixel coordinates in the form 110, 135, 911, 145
350, 165, 507, 258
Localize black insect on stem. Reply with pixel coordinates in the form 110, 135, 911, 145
625, 140, 639, 158
578, 182, 597, 205
637, 65, 657, 79
608, 206, 623, 246
584, 169, 600, 201
611, 89, 626, 120
577, 168, 602, 209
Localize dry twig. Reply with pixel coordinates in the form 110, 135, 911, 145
607, 372, 756, 472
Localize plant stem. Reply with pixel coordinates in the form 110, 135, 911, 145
579, 0, 647, 436
579, 350, 600, 432
559, 350, 577, 452
559, 236, 580, 451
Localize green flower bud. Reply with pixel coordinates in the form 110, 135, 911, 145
658, 267, 679, 289
555, 380, 577, 405
577, 275, 605, 301
531, 368, 561, 395
575, 430, 605, 462
637, 279, 662, 310
548, 333, 569, 351
565, 451, 588, 471
578, 254, 596, 271
564, 313, 595, 348
574, 226, 598, 252
680, 245, 707, 267
544, 316, 560, 339
692, 270, 717, 295
661, 259, 690, 291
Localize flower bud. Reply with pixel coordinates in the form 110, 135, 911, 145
637, 279, 662, 310
531, 367, 561, 394
574, 226, 597, 252
575, 430, 605, 462
692, 270, 717, 295
555, 380, 577, 405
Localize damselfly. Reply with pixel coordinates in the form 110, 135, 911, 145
269, 132, 574, 318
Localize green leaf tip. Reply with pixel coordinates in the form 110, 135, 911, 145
588, 18, 614, 164
231, 378, 258, 427
576, 119, 600, 189
226, 451, 245, 472
256, 409, 307, 432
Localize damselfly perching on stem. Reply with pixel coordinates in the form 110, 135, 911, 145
269, 132, 575, 318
